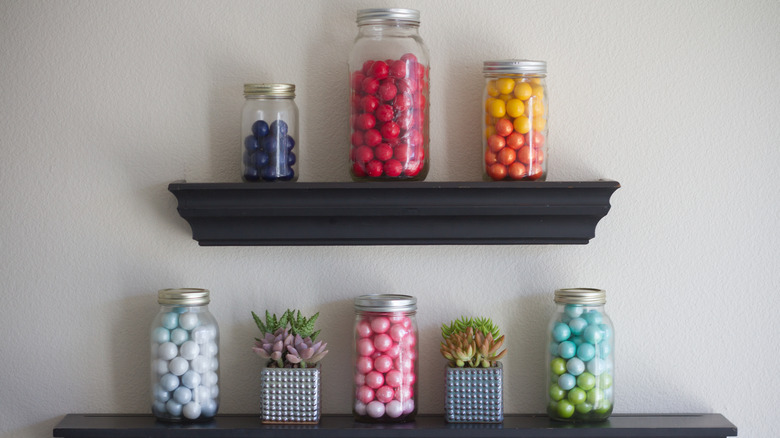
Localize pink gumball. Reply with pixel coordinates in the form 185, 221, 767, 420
374, 355, 393, 373
395, 357, 413, 373
388, 313, 405, 324
370, 316, 390, 333
403, 399, 415, 415
356, 385, 375, 404
375, 385, 395, 403
354, 372, 366, 386
356, 356, 373, 374
395, 384, 413, 401
385, 400, 403, 418
389, 324, 407, 342
365, 371, 384, 389
385, 369, 403, 388
357, 338, 375, 356
399, 316, 412, 329
400, 332, 416, 349
373, 333, 393, 352
356, 320, 372, 338
367, 400, 385, 418
385, 343, 401, 359
403, 372, 416, 386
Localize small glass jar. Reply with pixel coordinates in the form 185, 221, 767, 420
242, 83, 299, 182
546, 288, 614, 422
151, 288, 220, 422
353, 294, 418, 422
348, 8, 430, 181
483, 60, 548, 181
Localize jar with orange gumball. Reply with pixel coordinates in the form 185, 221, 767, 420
482, 60, 548, 181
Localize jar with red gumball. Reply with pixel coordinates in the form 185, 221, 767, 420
349, 8, 430, 181
353, 294, 418, 423
483, 60, 548, 181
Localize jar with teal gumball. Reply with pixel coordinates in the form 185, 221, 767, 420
546, 288, 614, 422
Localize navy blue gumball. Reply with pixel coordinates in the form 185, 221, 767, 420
243, 166, 260, 182
260, 166, 279, 181
278, 168, 295, 181
287, 152, 296, 166
269, 119, 288, 137
251, 151, 269, 168
286, 135, 295, 151
252, 120, 269, 138
244, 135, 260, 153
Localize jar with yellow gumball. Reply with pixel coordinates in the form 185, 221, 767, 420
482, 60, 548, 181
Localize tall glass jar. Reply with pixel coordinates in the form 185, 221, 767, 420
348, 8, 430, 181
353, 294, 418, 422
483, 60, 548, 181
151, 288, 220, 422
242, 83, 299, 182
546, 288, 614, 422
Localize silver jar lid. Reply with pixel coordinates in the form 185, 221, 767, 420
244, 83, 295, 98
354, 294, 417, 312
554, 288, 606, 305
158, 288, 210, 306
357, 8, 420, 25
483, 59, 547, 75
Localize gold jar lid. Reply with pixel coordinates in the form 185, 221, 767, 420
158, 288, 210, 306
554, 288, 606, 305
244, 83, 295, 98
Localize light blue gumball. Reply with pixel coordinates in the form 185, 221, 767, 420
173, 386, 192, 404
549, 341, 560, 355
166, 400, 182, 416
160, 373, 179, 392
552, 323, 572, 342
152, 327, 170, 344
598, 342, 611, 358
583, 310, 603, 325
154, 384, 171, 403
181, 370, 201, 389
599, 324, 613, 341
153, 401, 167, 416
566, 357, 585, 376
558, 373, 576, 390
558, 341, 576, 359
583, 325, 604, 344
564, 304, 584, 318
587, 358, 606, 375
200, 399, 218, 418
161, 312, 179, 330
576, 343, 596, 362
171, 328, 188, 345
568, 317, 587, 336
570, 336, 584, 347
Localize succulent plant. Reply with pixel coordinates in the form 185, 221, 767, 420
252, 309, 328, 368
440, 316, 506, 368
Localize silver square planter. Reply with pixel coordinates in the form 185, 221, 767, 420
444, 362, 503, 423
260, 365, 321, 424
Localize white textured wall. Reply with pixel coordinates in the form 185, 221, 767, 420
1, 0, 778, 437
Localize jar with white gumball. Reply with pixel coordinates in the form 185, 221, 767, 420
151, 288, 220, 422
353, 294, 417, 422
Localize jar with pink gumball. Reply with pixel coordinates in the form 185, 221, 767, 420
353, 294, 418, 422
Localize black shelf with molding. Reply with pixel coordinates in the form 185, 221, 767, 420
54, 413, 736, 438
167, 180, 620, 246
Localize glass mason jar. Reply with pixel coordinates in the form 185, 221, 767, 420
353, 294, 418, 422
242, 83, 299, 182
349, 8, 430, 181
151, 288, 220, 422
546, 288, 614, 422
483, 60, 548, 181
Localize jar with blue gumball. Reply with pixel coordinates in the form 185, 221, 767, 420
546, 288, 614, 422
151, 288, 220, 422
242, 83, 299, 182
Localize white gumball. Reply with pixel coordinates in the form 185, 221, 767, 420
179, 341, 200, 360
202, 371, 218, 387
201, 341, 218, 357
200, 399, 218, 417
354, 401, 367, 415
183, 401, 202, 419
179, 313, 199, 330
367, 400, 385, 418
210, 357, 219, 371
154, 359, 169, 375
170, 328, 188, 346
210, 384, 219, 399
168, 357, 189, 376
195, 385, 211, 403
158, 342, 178, 361
385, 400, 403, 418
403, 399, 415, 415
191, 356, 210, 374
192, 326, 214, 344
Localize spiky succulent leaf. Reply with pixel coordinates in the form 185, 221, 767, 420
441, 316, 507, 368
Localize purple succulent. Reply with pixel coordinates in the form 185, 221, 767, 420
253, 328, 293, 368
286, 334, 329, 368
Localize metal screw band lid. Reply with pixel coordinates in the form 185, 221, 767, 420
158, 288, 210, 306
354, 294, 417, 312
244, 83, 295, 98
554, 288, 606, 305
357, 8, 420, 26
483, 59, 547, 75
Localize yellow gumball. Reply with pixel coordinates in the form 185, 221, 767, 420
496, 78, 515, 95
514, 82, 532, 100
487, 80, 499, 97
506, 99, 525, 118
533, 99, 545, 117
498, 94, 512, 102
485, 125, 496, 139
532, 117, 547, 131
488, 99, 506, 118
485, 97, 496, 113
531, 83, 544, 99
514, 116, 531, 134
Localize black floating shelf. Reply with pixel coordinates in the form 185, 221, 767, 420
168, 180, 620, 246
54, 413, 736, 438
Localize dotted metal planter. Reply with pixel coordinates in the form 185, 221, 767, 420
445, 363, 503, 423
260, 365, 321, 424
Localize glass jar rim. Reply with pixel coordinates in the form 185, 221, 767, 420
357, 8, 420, 26
354, 294, 417, 312
483, 59, 547, 75
158, 288, 210, 306
244, 83, 295, 98
554, 288, 606, 305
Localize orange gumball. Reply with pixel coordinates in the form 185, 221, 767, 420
487, 163, 508, 180
495, 118, 513, 137
508, 162, 527, 180
516, 146, 533, 164
533, 148, 545, 164
527, 164, 544, 180
485, 148, 497, 165
532, 130, 545, 148
506, 132, 525, 150
488, 134, 506, 153
497, 147, 516, 166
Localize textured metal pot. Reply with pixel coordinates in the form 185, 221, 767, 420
260, 364, 321, 424
444, 362, 503, 423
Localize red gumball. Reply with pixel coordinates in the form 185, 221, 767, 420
381, 122, 400, 139
404, 158, 423, 177
393, 142, 412, 162
413, 92, 425, 108
400, 53, 418, 64
362, 60, 375, 75
351, 131, 364, 147
390, 60, 408, 78
396, 78, 416, 94
378, 82, 398, 102
366, 159, 384, 177
375, 104, 394, 122
351, 71, 366, 92
383, 159, 403, 177
362, 76, 380, 95
364, 129, 382, 147
357, 113, 376, 131
374, 143, 394, 161
370, 61, 389, 80
352, 161, 367, 177
361, 95, 380, 113
396, 111, 413, 130
353, 146, 374, 164
393, 94, 412, 112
